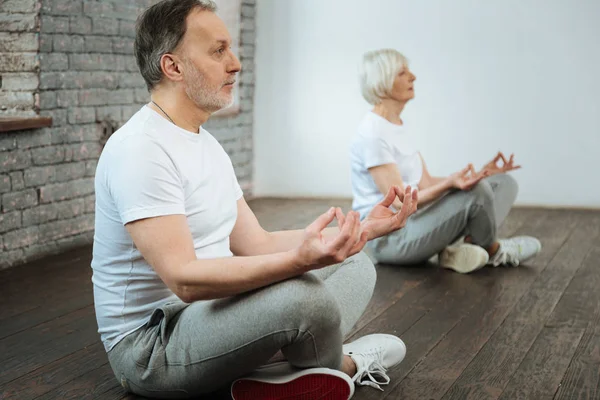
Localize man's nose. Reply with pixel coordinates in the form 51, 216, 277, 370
228, 52, 242, 73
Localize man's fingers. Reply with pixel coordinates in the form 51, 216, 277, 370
403, 189, 413, 215
394, 186, 406, 205
335, 207, 345, 229
393, 186, 412, 217
411, 188, 419, 213
349, 230, 369, 256
307, 207, 336, 233
395, 188, 414, 225
404, 185, 412, 200
327, 211, 354, 251
340, 211, 361, 255
379, 186, 397, 208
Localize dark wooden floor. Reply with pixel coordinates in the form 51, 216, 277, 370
1, 198, 599, 400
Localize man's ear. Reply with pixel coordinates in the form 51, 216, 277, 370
160, 53, 184, 83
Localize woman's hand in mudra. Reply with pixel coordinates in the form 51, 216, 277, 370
450, 164, 489, 191
480, 152, 521, 176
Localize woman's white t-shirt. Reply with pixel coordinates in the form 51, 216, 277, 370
350, 112, 423, 219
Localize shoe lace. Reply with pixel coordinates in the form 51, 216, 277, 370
492, 240, 521, 267
350, 347, 391, 391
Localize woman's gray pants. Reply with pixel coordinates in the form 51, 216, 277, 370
369, 174, 519, 264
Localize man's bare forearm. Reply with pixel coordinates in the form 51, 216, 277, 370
175, 250, 304, 301
249, 227, 341, 255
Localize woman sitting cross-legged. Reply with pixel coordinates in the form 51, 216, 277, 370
350, 48, 541, 273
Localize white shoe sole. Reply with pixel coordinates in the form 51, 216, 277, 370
231, 363, 354, 400
440, 244, 489, 274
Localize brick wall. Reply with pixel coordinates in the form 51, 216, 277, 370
0, 0, 256, 269
0, 0, 41, 118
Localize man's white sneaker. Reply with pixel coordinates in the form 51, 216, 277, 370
439, 243, 489, 274
231, 361, 354, 400
343, 334, 406, 391
489, 236, 542, 267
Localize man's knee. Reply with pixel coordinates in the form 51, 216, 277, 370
272, 275, 342, 332
345, 251, 376, 287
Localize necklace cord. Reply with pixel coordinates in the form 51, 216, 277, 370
151, 100, 174, 124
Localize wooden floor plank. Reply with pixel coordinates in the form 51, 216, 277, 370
545, 245, 600, 330
553, 320, 600, 400
0, 249, 93, 321
0, 246, 91, 296
34, 363, 120, 400
498, 325, 586, 400
385, 210, 579, 400
440, 212, 598, 400
354, 271, 490, 399
551, 246, 600, 400
346, 206, 530, 342
348, 209, 548, 400
0, 306, 99, 386
0, 286, 94, 340
0, 342, 106, 400
496, 208, 531, 238
346, 264, 432, 340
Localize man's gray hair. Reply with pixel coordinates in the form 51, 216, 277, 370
134, 0, 217, 91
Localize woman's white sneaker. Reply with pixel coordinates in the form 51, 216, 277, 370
439, 243, 489, 274
343, 334, 406, 391
489, 236, 542, 266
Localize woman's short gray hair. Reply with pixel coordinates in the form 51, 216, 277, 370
134, 0, 217, 91
359, 49, 408, 105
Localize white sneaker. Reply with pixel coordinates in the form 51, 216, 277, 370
488, 236, 542, 267
343, 334, 406, 391
439, 243, 489, 274
231, 361, 354, 400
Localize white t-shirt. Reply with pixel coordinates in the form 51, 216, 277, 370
350, 112, 423, 219
91, 106, 243, 352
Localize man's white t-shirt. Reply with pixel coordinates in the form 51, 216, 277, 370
92, 106, 243, 352
350, 112, 423, 220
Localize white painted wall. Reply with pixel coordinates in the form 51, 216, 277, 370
253, 0, 600, 207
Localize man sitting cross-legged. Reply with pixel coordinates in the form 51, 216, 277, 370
91, 1, 418, 398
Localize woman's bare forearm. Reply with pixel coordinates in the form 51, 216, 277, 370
414, 178, 453, 206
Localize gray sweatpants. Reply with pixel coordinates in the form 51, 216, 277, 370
107, 252, 376, 398
369, 174, 519, 265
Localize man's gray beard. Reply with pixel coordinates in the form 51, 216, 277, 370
184, 63, 233, 112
